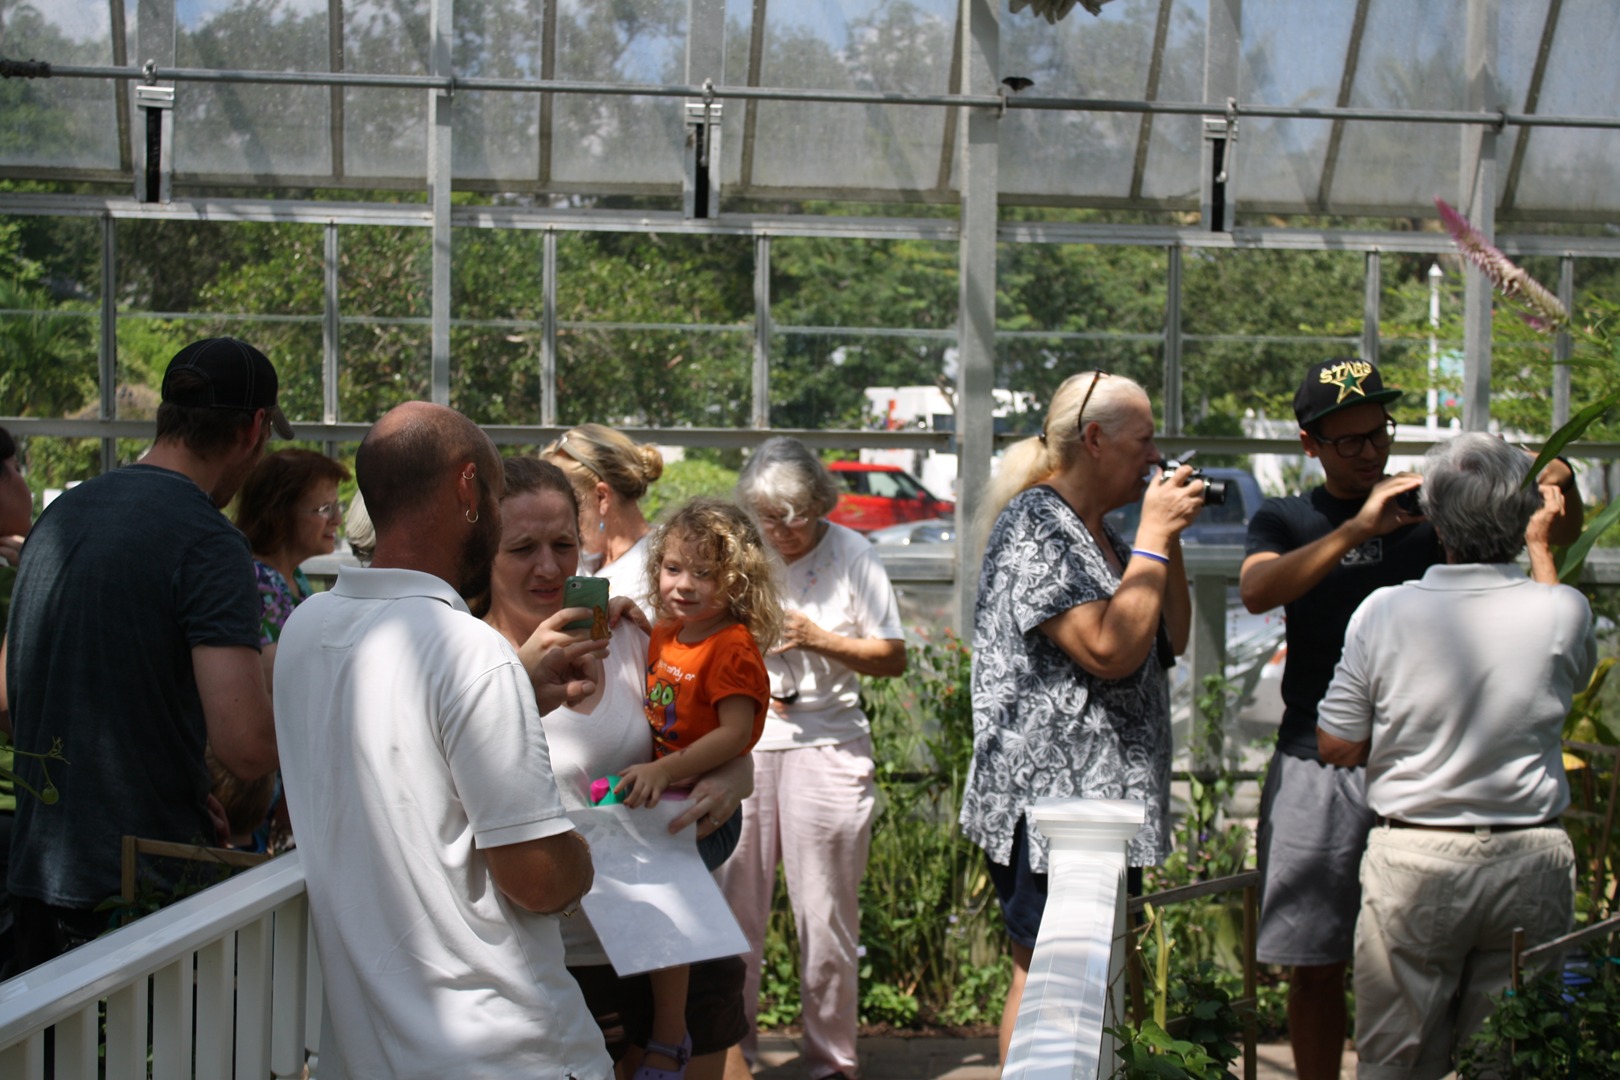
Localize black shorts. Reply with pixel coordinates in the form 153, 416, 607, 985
987, 816, 1144, 950
568, 954, 749, 1060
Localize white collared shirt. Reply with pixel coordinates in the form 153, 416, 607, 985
1318, 562, 1595, 826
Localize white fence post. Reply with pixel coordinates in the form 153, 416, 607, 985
1002, 797, 1145, 1080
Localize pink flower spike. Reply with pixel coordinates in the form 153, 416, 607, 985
1434, 196, 1569, 331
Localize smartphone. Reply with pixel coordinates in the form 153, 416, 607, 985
562, 576, 610, 638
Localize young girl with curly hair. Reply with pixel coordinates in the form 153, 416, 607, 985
611, 497, 783, 1080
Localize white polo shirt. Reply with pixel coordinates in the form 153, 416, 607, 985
275, 566, 611, 1080
1317, 562, 1595, 826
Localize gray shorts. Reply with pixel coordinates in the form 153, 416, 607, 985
1255, 750, 1376, 967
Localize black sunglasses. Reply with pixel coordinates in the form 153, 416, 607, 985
1075, 370, 1111, 436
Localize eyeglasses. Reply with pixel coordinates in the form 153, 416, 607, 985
304, 502, 343, 519
1074, 370, 1111, 436
1312, 417, 1396, 458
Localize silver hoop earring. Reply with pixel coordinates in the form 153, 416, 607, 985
465, 507, 480, 524
462, 470, 476, 481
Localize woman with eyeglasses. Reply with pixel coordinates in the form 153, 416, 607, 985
719, 436, 906, 1080
957, 370, 1205, 1067
544, 424, 664, 619
234, 449, 350, 647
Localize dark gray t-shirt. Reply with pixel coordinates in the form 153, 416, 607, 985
6, 464, 260, 908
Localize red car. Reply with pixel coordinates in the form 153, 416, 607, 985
825, 461, 955, 533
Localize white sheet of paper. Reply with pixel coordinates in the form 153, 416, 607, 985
573, 801, 749, 977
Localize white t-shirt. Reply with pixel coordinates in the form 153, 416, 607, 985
599, 534, 655, 620
1317, 562, 1595, 825
539, 620, 654, 965
756, 522, 906, 751
274, 567, 612, 1080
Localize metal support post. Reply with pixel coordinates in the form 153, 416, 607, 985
1163, 245, 1183, 436
134, 0, 176, 204
100, 215, 118, 474
427, 0, 453, 406
1554, 255, 1573, 429
1361, 250, 1381, 363
953, 0, 999, 635
753, 234, 772, 428
541, 229, 558, 426
1461, 0, 1499, 433
323, 222, 341, 452
1200, 0, 1241, 232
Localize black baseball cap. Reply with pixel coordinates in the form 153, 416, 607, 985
161, 337, 293, 438
1293, 357, 1402, 429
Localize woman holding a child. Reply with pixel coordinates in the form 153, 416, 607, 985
478, 454, 753, 1080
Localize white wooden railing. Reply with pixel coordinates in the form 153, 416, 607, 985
0, 804, 1141, 1080
0, 851, 324, 1080
1002, 798, 1144, 1080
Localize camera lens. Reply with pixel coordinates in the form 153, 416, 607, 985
1203, 479, 1228, 506
1395, 488, 1422, 515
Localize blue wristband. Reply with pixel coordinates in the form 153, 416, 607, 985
1131, 548, 1169, 565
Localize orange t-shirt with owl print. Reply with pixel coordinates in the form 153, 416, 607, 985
643, 621, 769, 760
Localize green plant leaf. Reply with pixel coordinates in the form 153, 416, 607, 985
1559, 496, 1620, 582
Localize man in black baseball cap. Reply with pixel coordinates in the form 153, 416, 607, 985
4, 337, 284, 972
1236, 357, 1441, 1080
162, 336, 295, 441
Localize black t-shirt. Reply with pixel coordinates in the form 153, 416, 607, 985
5, 465, 260, 908
1244, 486, 1443, 760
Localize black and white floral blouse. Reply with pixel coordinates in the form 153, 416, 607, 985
958, 484, 1172, 872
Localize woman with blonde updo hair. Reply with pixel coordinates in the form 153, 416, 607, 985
959, 371, 1206, 1065
544, 424, 664, 617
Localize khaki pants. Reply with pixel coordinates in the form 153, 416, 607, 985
1353, 824, 1574, 1080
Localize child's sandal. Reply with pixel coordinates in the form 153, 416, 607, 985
632, 1033, 692, 1080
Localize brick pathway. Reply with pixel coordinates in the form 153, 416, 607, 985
751, 1033, 1361, 1079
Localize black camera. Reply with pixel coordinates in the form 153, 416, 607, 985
1159, 457, 1227, 506
1394, 486, 1423, 515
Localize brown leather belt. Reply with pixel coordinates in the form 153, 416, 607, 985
1376, 816, 1560, 834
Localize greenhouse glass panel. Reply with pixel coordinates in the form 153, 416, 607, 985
548, 0, 689, 188
1329, 0, 1467, 210
336, 224, 431, 418
556, 328, 751, 428
173, 0, 333, 180
1511, 0, 1620, 217
1000, 3, 1166, 201
996, 240, 1168, 337
0, 0, 123, 171
452, 0, 544, 183
994, 337, 1162, 422
737, 0, 955, 195
1138, 1, 1206, 206
770, 330, 955, 432
111, 220, 326, 421
0, 303, 100, 422
340, 323, 432, 415
451, 228, 545, 425
1496, 0, 1555, 123
343, 0, 431, 179
1236, 0, 1357, 210
1179, 248, 1367, 423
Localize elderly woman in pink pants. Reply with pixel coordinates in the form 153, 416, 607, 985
719, 438, 907, 1080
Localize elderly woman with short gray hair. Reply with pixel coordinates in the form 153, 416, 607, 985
1318, 432, 1593, 1079
717, 437, 906, 1080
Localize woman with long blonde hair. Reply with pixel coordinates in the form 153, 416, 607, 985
959, 371, 1205, 1067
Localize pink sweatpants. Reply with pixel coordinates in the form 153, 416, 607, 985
717, 737, 876, 1080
